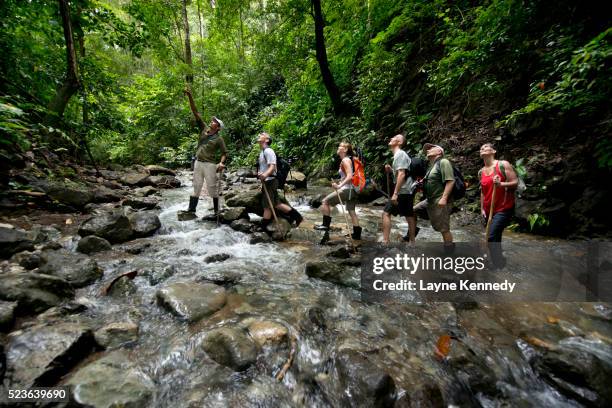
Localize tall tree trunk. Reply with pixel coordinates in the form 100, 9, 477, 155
311, 0, 344, 114
45, 0, 80, 125
182, 0, 193, 84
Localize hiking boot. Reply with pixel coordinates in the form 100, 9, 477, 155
213, 197, 219, 214
288, 208, 303, 227
314, 215, 331, 231
187, 196, 199, 213
258, 218, 272, 235
351, 226, 362, 240
402, 226, 420, 242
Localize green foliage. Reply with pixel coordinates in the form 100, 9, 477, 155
528, 213, 550, 232
0, 99, 31, 151
502, 28, 612, 124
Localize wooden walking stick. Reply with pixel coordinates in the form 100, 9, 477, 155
335, 188, 356, 252
484, 184, 497, 247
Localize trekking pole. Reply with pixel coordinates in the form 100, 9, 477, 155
216, 168, 224, 226
484, 184, 497, 247
262, 179, 280, 229
335, 188, 356, 252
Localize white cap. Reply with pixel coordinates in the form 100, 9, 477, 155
212, 116, 225, 129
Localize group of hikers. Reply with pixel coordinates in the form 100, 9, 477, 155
182, 89, 518, 266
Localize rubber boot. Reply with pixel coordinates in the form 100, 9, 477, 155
260, 218, 272, 235
288, 208, 303, 227
213, 197, 219, 214
351, 226, 362, 240
188, 196, 199, 213
315, 215, 331, 231
402, 226, 420, 242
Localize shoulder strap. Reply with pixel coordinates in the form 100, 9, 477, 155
497, 160, 507, 179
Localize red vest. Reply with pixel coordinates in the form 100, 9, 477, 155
481, 161, 515, 216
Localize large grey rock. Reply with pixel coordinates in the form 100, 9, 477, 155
93, 186, 125, 203
230, 219, 253, 233
120, 172, 149, 186
220, 206, 249, 224
67, 350, 155, 408
201, 327, 258, 371
94, 322, 139, 349
305, 261, 360, 289
286, 170, 307, 188
226, 189, 263, 215
77, 235, 112, 254
38, 179, 95, 208
145, 164, 176, 176
5, 322, 95, 387
122, 196, 159, 210
321, 349, 396, 408
156, 282, 226, 322
145, 175, 181, 188
128, 211, 161, 237
134, 186, 158, 197
10, 250, 43, 269
533, 343, 612, 406
0, 224, 35, 258
38, 249, 103, 288
0, 272, 74, 314
0, 300, 17, 330
79, 211, 133, 243
267, 218, 291, 241
249, 232, 272, 244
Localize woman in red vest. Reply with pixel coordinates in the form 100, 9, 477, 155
479, 143, 518, 267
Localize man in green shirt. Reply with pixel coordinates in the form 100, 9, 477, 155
415, 143, 455, 249
184, 88, 228, 216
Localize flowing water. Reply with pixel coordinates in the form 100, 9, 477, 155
66, 173, 611, 407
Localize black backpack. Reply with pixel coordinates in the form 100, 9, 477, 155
428, 159, 466, 199
408, 156, 427, 179
275, 155, 291, 189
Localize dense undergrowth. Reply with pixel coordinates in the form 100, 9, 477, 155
1, 0, 610, 236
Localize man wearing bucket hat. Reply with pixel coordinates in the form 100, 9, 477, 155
183, 88, 228, 216
414, 143, 455, 251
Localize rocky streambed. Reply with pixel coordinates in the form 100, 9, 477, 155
0, 169, 611, 407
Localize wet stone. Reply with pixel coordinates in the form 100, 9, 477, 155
67, 349, 155, 408
77, 235, 112, 254
221, 206, 249, 223
230, 218, 253, 233
0, 300, 18, 330
249, 232, 272, 244
128, 211, 161, 238
10, 250, 42, 269
156, 282, 226, 322
0, 272, 75, 315
201, 327, 258, 371
79, 210, 133, 244
5, 322, 95, 388
247, 321, 288, 347
107, 276, 137, 297
0, 224, 35, 258
204, 253, 231, 263
178, 210, 198, 221
122, 196, 160, 210
38, 249, 103, 288
94, 322, 139, 349
305, 261, 360, 289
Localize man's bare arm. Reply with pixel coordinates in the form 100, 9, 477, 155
184, 88, 206, 131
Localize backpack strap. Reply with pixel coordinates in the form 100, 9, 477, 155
498, 160, 507, 180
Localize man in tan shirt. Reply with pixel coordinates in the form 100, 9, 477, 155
184, 88, 227, 215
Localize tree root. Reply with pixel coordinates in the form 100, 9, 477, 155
276, 334, 297, 382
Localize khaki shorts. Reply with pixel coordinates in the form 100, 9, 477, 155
415, 198, 452, 233
323, 188, 357, 211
